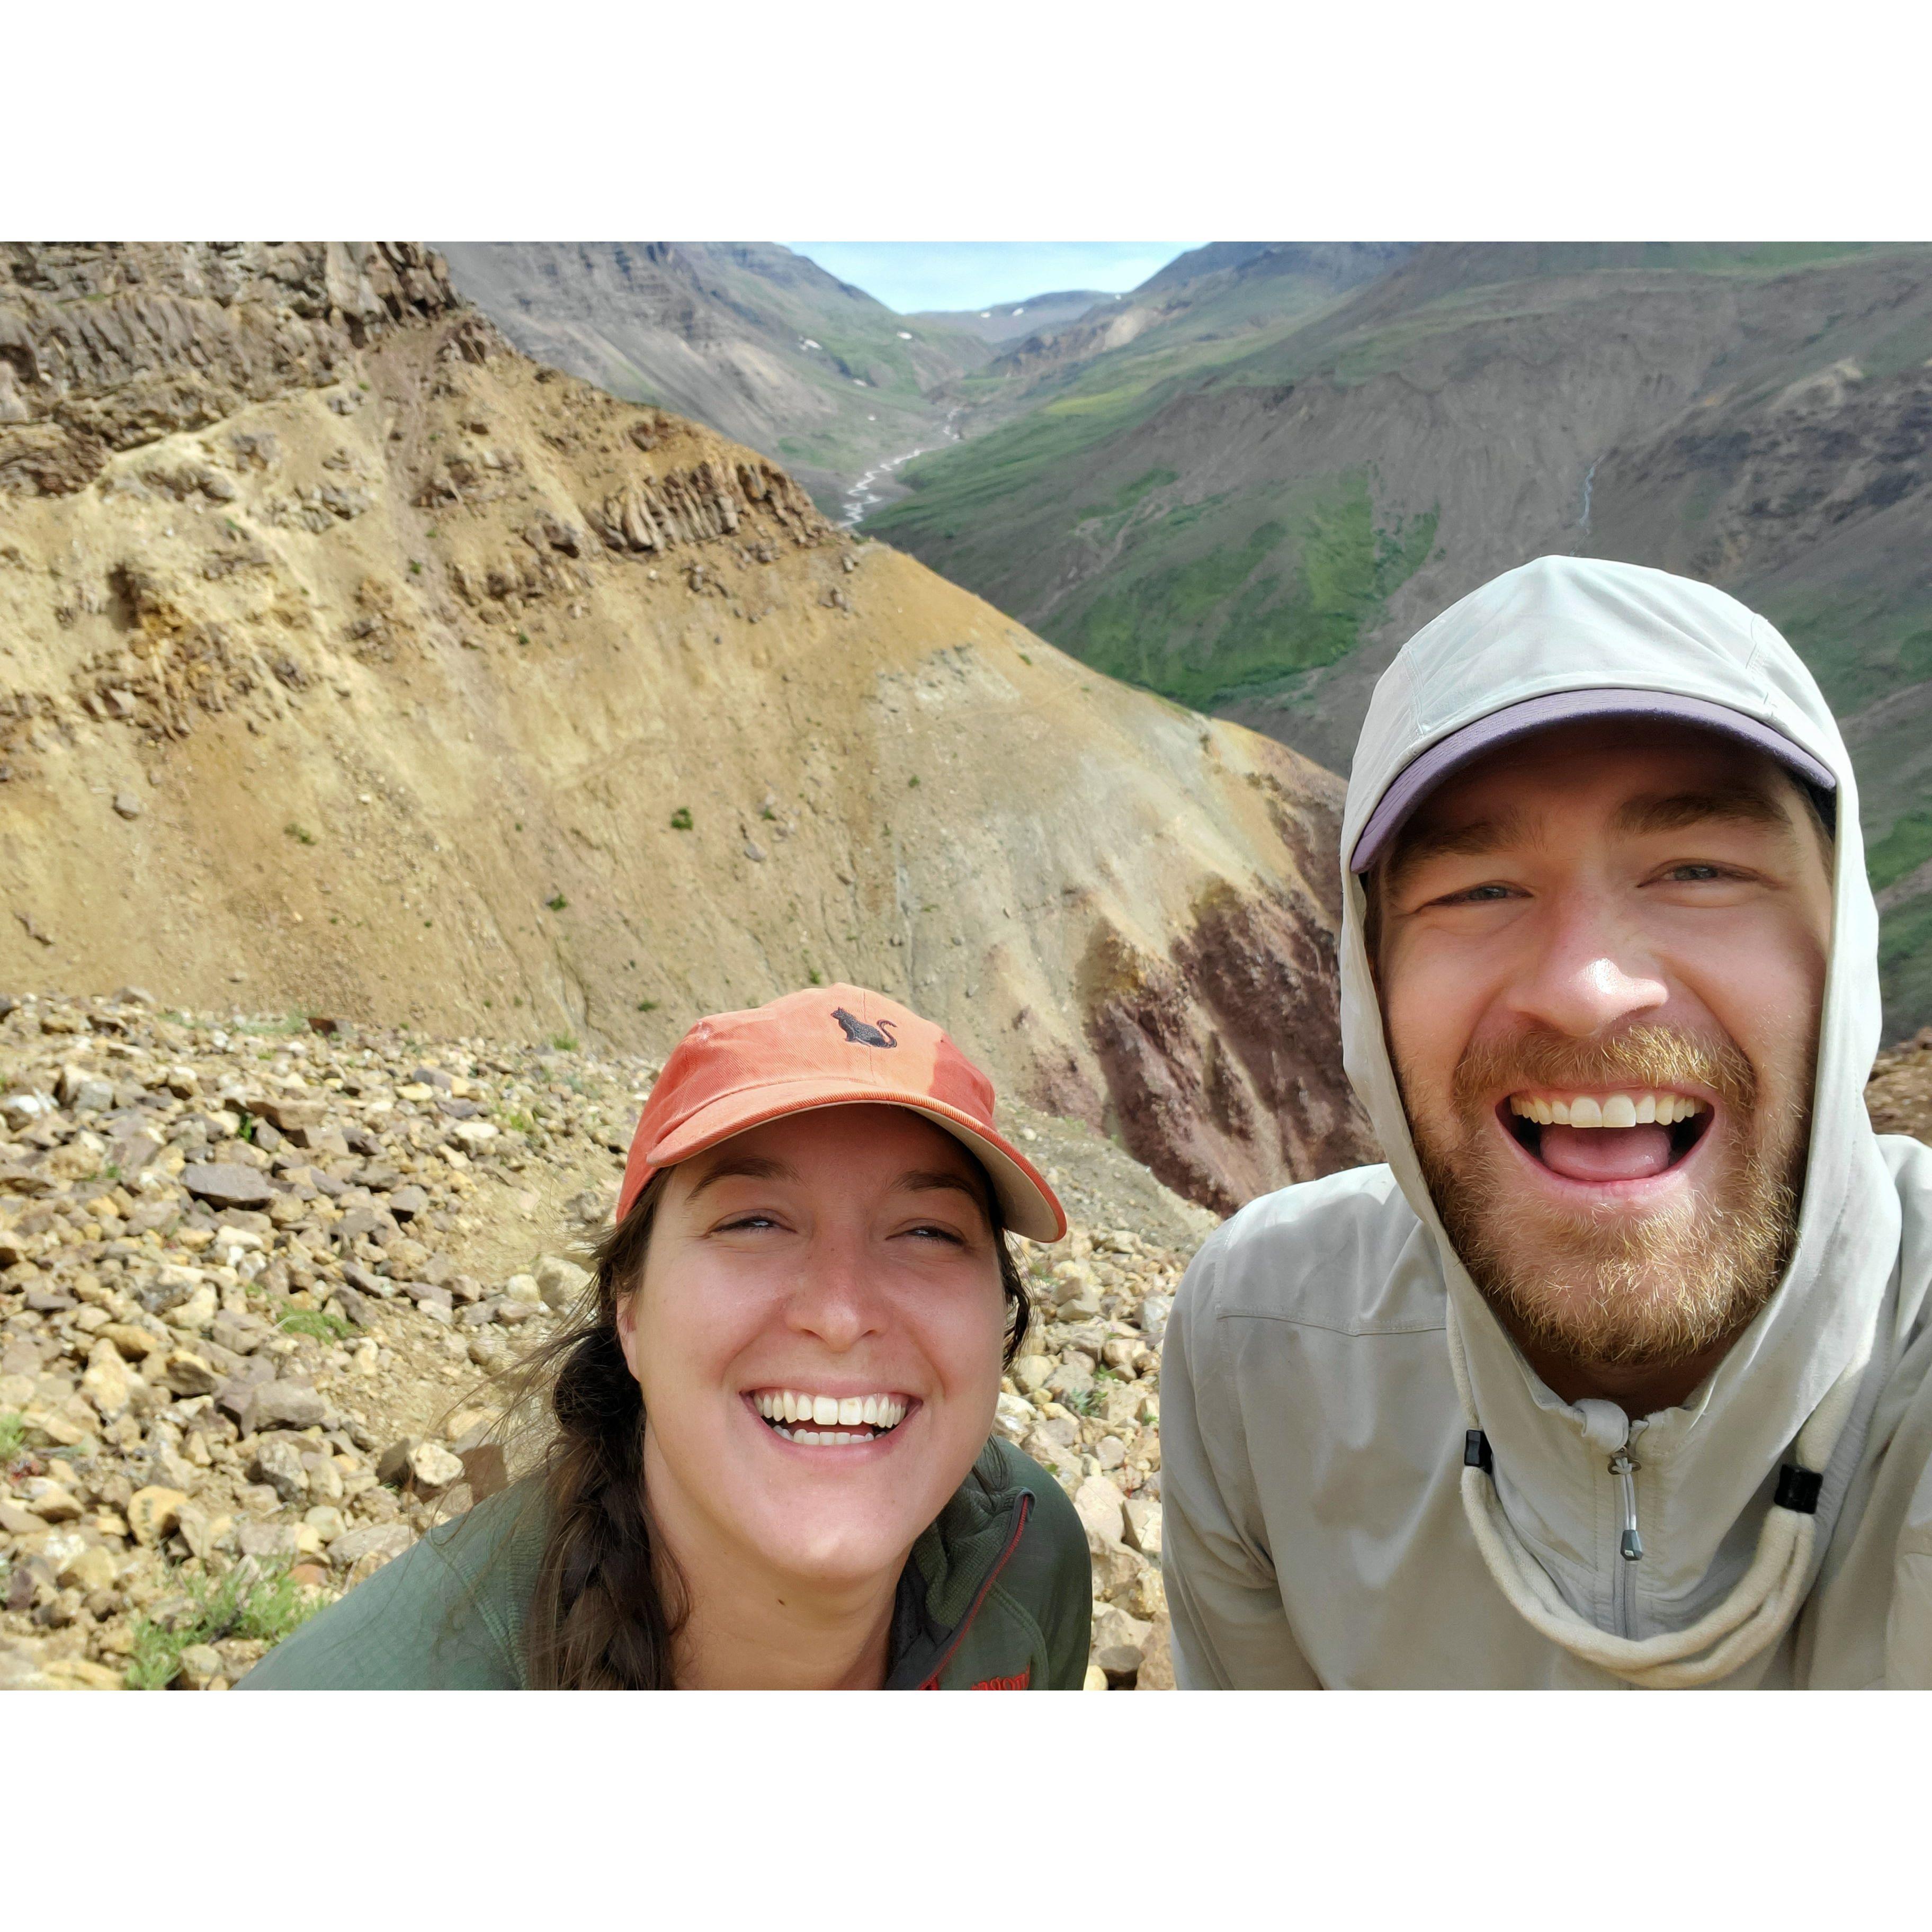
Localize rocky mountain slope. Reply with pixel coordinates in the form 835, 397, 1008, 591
862, 242, 1932, 1038
0, 989, 1205, 1689
0, 242, 1371, 1219
439, 243, 992, 515
912, 290, 1125, 347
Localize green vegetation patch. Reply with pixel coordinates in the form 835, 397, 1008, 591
1881, 889, 1932, 1042
125, 1557, 322, 1690
1068, 471, 1438, 710
1868, 807, 1932, 894
279, 1308, 353, 1343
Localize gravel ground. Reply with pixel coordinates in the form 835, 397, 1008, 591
1, 988, 1206, 1690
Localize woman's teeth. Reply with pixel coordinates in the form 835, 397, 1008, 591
1508, 1090, 1709, 1128
752, 1390, 907, 1446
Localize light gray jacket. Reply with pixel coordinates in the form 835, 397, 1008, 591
1162, 557, 1932, 1687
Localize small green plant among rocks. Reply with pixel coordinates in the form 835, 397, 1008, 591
636, 998, 659, 1013
279, 1307, 353, 1343
0, 1409, 26, 1466
545, 892, 568, 912
669, 806, 693, 830
550, 1031, 580, 1053
283, 821, 317, 846
124, 1557, 321, 1690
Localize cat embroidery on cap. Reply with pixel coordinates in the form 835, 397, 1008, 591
832, 1007, 898, 1049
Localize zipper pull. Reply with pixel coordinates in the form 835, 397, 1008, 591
1609, 1450, 1643, 1561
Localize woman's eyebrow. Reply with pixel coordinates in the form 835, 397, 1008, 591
686, 1154, 796, 1198
895, 1169, 982, 1201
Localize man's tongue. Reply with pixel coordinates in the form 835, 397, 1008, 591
1537, 1123, 1675, 1182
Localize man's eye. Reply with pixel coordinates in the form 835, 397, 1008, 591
1439, 882, 1515, 905
1661, 864, 1733, 882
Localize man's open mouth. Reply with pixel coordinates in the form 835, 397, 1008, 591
749, 1389, 911, 1447
1502, 1088, 1712, 1183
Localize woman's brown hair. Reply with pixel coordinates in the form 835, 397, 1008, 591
497, 1144, 1034, 1689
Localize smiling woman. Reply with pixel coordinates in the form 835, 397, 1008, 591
236, 987, 1092, 1690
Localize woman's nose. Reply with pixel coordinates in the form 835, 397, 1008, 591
783, 1239, 885, 1348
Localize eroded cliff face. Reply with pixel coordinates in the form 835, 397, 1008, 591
1079, 774, 1373, 1215
0, 243, 1370, 1215
0, 244, 459, 497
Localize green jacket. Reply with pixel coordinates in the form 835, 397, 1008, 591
238, 1437, 1092, 1689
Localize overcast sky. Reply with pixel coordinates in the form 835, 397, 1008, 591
785, 241, 1200, 314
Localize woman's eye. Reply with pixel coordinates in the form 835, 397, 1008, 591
903, 1223, 965, 1245
717, 1213, 780, 1233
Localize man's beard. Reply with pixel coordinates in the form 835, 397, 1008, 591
1402, 1024, 1811, 1370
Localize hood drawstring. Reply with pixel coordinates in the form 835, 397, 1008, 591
1445, 1305, 1870, 1688
1610, 1447, 1644, 1562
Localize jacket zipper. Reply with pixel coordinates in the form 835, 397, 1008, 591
1606, 1416, 1647, 1640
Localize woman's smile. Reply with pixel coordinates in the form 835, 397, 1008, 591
745, 1387, 919, 1447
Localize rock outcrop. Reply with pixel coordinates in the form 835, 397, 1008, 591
1, 243, 460, 497
1, 241, 1368, 1217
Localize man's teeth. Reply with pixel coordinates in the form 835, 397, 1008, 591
1508, 1091, 1710, 1128
752, 1390, 907, 1444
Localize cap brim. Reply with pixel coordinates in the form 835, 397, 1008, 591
643, 1079, 1067, 1241
1349, 686, 1838, 874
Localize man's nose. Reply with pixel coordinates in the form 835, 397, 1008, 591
783, 1236, 885, 1350
1506, 890, 1668, 1037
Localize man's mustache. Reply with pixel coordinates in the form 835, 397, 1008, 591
1449, 1024, 1759, 1119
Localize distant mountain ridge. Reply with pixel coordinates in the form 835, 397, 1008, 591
862, 240, 1932, 1039
913, 290, 1124, 345
439, 241, 995, 513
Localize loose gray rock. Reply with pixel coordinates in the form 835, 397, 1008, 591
1123, 1496, 1164, 1560
1074, 1473, 1130, 1552
535, 1253, 592, 1304
251, 1096, 325, 1134
251, 1435, 309, 1505
236, 1520, 300, 1560
179, 1162, 274, 1210
328, 1522, 415, 1575
251, 1380, 328, 1432
408, 1441, 463, 1492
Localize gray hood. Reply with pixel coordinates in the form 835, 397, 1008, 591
1337, 556, 1895, 1633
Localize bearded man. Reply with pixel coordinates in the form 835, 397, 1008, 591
1161, 556, 1932, 1687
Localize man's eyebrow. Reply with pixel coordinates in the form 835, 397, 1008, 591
1611, 787, 1793, 837
1383, 806, 1537, 893
686, 1153, 796, 1198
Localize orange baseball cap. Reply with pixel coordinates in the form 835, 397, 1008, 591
616, 983, 1067, 1241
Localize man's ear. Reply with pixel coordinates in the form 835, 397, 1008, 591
1361, 867, 1385, 993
